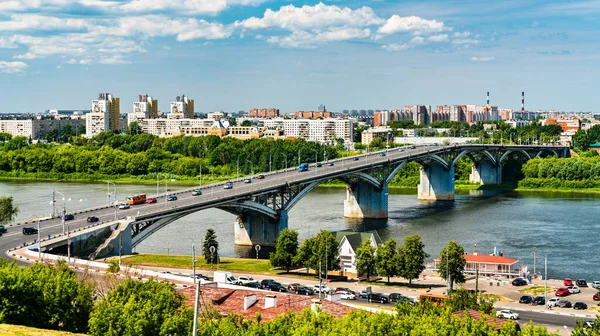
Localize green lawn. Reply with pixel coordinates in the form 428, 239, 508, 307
0, 324, 87, 336
122, 254, 278, 274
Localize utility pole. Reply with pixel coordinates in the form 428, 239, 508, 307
199, 166, 202, 189
156, 170, 160, 198
52, 188, 56, 218
67, 225, 71, 263
533, 247, 536, 277
37, 220, 41, 260
192, 244, 197, 284
544, 254, 548, 305
119, 230, 122, 266
192, 279, 200, 336
446, 251, 450, 292
62, 205, 66, 234
107, 180, 111, 206
319, 261, 322, 299
269, 151, 272, 172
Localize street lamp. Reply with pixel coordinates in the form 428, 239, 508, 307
280, 153, 288, 180
311, 149, 318, 177
245, 159, 254, 176
236, 154, 243, 180
54, 190, 71, 234
106, 181, 117, 220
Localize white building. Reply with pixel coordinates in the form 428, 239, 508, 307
170, 95, 194, 119
262, 118, 353, 144
0, 118, 85, 140
361, 126, 392, 145
146, 118, 215, 137
334, 231, 383, 279
86, 93, 120, 137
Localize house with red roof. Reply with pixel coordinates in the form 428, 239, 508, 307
434, 249, 520, 279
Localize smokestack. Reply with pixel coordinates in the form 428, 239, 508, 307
487, 91, 490, 107
521, 91, 525, 111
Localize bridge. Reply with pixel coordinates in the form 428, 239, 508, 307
2, 144, 568, 260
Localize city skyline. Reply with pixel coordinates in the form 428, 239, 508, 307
0, 0, 598, 112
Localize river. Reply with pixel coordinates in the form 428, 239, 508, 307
1, 181, 598, 280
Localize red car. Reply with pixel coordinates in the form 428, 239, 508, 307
564, 278, 573, 286
593, 293, 600, 301
555, 288, 571, 297
146, 197, 157, 204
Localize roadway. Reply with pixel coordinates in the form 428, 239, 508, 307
1, 143, 560, 258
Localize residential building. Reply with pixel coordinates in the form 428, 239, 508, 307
499, 109, 513, 121
438, 105, 466, 122
293, 111, 333, 119
263, 118, 353, 144
86, 92, 120, 137
249, 108, 279, 118
505, 120, 530, 128
465, 105, 498, 124
0, 118, 85, 140
589, 142, 600, 155
361, 126, 392, 145
373, 110, 389, 127
334, 230, 383, 278
170, 94, 194, 119
432, 248, 520, 278
543, 117, 581, 132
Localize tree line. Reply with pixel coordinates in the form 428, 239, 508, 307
519, 156, 600, 189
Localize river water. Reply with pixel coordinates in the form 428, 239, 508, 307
1, 181, 598, 280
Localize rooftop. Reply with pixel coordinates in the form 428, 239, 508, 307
435, 253, 518, 265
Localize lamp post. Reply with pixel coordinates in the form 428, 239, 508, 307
199, 165, 202, 189
544, 254, 548, 306
311, 149, 318, 177
280, 153, 288, 180
54, 190, 71, 234
236, 154, 243, 180
106, 181, 117, 220
245, 159, 254, 176
156, 168, 160, 198
269, 149, 273, 172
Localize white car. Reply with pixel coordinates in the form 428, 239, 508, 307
236, 276, 256, 286
547, 298, 561, 307
118, 203, 130, 209
567, 286, 581, 294
592, 281, 600, 289
496, 310, 519, 320
312, 284, 331, 294
339, 291, 356, 300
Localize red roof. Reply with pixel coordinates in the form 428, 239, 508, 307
435, 254, 518, 265
180, 286, 354, 321
453, 309, 519, 330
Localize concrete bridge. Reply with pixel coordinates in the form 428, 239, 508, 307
2, 144, 568, 260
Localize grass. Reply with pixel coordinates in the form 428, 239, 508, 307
122, 254, 277, 274
0, 324, 87, 336
518, 285, 558, 295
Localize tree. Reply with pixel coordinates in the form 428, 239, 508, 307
240, 120, 253, 127
269, 229, 299, 272
311, 230, 340, 277
126, 121, 142, 136
203, 228, 219, 264
399, 234, 429, 284
587, 124, 600, 144
355, 239, 376, 280
45, 128, 59, 142
375, 238, 399, 283
89, 278, 193, 336
0, 196, 19, 224
437, 241, 466, 290
293, 236, 315, 272
573, 130, 590, 151
0, 132, 12, 142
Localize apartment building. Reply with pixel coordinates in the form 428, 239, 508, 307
0, 118, 85, 139
361, 126, 392, 144
249, 108, 279, 118
263, 118, 353, 144
293, 111, 333, 119
86, 93, 120, 137
170, 94, 194, 119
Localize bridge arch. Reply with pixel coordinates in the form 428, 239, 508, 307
452, 149, 497, 167
218, 200, 278, 219
535, 149, 559, 158
499, 149, 532, 164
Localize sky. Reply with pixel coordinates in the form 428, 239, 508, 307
0, 0, 598, 113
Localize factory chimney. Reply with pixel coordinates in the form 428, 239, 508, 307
521, 91, 525, 111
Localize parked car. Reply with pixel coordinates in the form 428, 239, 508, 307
379, 152, 386, 156
118, 203, 130, 209
269, 283, 287, 292
87, 216, 99, 222
315, 163, 322, 167
564, 278, 574, 286
244, 179, 252, 183
574, 302, 588, 310
558, 300, 572, 308
533, 296, 546, 305
567, 286, 581, 294
256, 174, 265, 179
555, 288, 571, 296
224, 181, 233, 189
388, 293, 407, 303
410, 145, 416, 149
519, 295, 533, 304
367, 293, 388, 304
340, 291, 356, 300
146, 197, 157, 203
167, 195, 177, 201
593, 292, 600, 301
353, 157, 359, 161
288, 283, 300, 292
246, 282, 262, 289
576, 279, 588, 287
327, 162, 334, 166
592, 281, 600, 289
548, 298, 561, 307
335, 287, 354, 294
295, 286, 313, 295
260, 279, 277, 289
190, 274, 209, 281
236, 276, 256, 286
512, 278, 528, 286
0, 225, 8, 233
312, 284, 331, 294
192, 189, 202, 196
496, 310, 519, 320
359, 290, 369, 299
22, 227, 38, 235
64, 214, 75, 220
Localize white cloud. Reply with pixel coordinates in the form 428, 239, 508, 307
411, 36, 424, 44
381, 43, 409, 51
98, 56, 131, 64
0, 14, 90, 31
79, 59, 91, 64
268, 28, 371, 48
453, 38, 479, 45
120, 0, 228, 15
428, 34, 448, 42
0, 60, 28, 74
452, 31, 470, 38
377, 15, 446, 35
471, 56, 495, 61
238, 3, 383, 30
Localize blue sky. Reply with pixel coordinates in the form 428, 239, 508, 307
0, 0, 598, 113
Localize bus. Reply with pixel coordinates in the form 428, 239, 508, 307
126, 193, 147, 205
418, 293, 448, 306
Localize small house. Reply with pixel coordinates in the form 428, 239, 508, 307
333, 230, 383, 279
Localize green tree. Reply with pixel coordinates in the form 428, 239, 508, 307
375, 238, 399, 283
293, 236, 315, 272
437, 241, 466, 290
203, 228, 219, 264
125, 121, 142, 135
399, 234, 429, 284
355, 239, 376, 280
0, 132, 12, 142
573, 130, 590, 151
88, 278, 193, 336
0, 196, 19, 224
269, 229, 299, 272
45, 128, 59, 142
311, 230, 340, 277
240, 120, 253, 127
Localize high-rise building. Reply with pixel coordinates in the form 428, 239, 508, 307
373, 110, 390, 127
293, 111, 332, 119
438, 105, 465, 122
170, 95, 194, 119
133, 94, 158, 118
249, 108, 279, 118
86, 92, 120, 137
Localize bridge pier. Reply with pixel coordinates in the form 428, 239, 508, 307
418, 162, 455, 201
234, 210, 288, 246
344, 181, 388, 219
469, 161, 502, 185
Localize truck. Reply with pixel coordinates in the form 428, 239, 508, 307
213, 271, 236, 284
298, 163, 309, 172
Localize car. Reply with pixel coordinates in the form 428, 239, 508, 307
555, 288, 571, 297
567, 286, 581, 294
593, 292, 600, 301
564, 278, 574, 286
269, 283, 287, 292
359, 290, 369, 299
63, 214, 74, 220
548, 298, 561, 307
574, 302, 588, 310
260, 279, 277, 289
558, 300, 572, 308
367, 293, 388, 304
340, 291, 356, 300
379, 152, 386, 156
410, 145, 416, 149
353, 157, 359, 161
236, 276, 256, 286
246, 282, 262, 289
190, 274, 209, 281
0, 225, 7, 233
244, 179, 252, 183
519, 295, 533, 304
86, 216, 99, 222
224, 182, 233, 189
315, 163, 322, 167
161, 271, 172, 275
167, 195, 177, 201
22, 227, 38, 235
313, 284, 331, 294
327, 162, 334, 166
118, 203, 130, 209
576, 279, 588, 287
512, 278, 528, 286
496, 310, 519, 320
256, 174, 265, 179
295, 286, 314, 296
288, 283, 301, 292
146, 197, 157, 203
388, 293, 407, 303
398, 148, 404, 152
192, 189, 202, 196
592, 281, 600, 289
334, 287, 355, 294
533, 296, 546, 305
